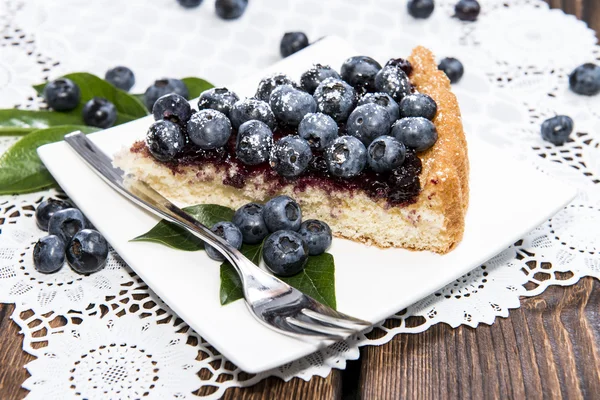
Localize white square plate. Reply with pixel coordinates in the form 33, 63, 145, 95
38, 37, 576, 373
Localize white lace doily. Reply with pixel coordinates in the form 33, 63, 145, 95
1, 0, 600, 398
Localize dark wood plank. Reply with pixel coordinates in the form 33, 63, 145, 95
0, 304, 34, 400
219, 374, 342, 400
359, 277, 600, 400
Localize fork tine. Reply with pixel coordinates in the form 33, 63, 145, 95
301, 308, 371, 331
286, 317, 353, 339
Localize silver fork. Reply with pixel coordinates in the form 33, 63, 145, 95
64, 131, 371, 341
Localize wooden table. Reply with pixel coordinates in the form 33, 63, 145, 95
1, 1, 599, 399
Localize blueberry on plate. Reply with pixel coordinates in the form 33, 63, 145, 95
263, 195, 302, 232
144, 78, 189, 110
198, 87, 240, 117
341, 56, 382, 92
541, 115, 574, 145
299, 219, 332, 256
33, 235, 66, 274
270, 136, 313, 178
367, 135, 407, 173
215, 0, 248, 20
105, 66, 135, 92
232, 203, 269, 244
152, 93, 192, 125
255, 73, 297, 103
454, 0, 480, 21
300, 64, 341, 94
35, 198, 71, 231
313, 77, 357, 123
230, 98, 276, 129
358, 92, 400, 121
374, 65, 411, 103
392, 117, 438, 152
325, 135, 367, 178
399, 93, 437, 120
43, 78, 81, 111
177, 0, 203, 8
269, 85, 317, 126
280, 32, 309, 58
438, 57, 464, 84
204, 221, 243, 261
187, 109, 232, 149
48, 208, 87, 243
262, 230, 309, 276
66, 229, 109, 274
569, 63, 600, 96
346, 103, 393, 146
236, 120, 273, 165
146, 120, 186, 161
298, 112, 338, 150
407, 0, 435, 19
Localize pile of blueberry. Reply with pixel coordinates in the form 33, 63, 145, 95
145, 55, 439, 194
205, 196, 332, 276
176, 0, 248, 20
33, 199, 108, 275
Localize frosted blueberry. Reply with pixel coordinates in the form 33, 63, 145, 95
298, 112, 338, 150
341, 56, 382, 92
358, 92, 400, 121
374, 65, 411, 102
346, 103, 393, 146
367, 135, 407, 173
255, 73, 297, 102
269, 85, 317, 126
313, 78, 357, 123
198, 87, 240, 117
391, 117, 438, 152
300, 64, 341, 94
230, 98, 276, 129
236, 120, 273, 165
399, 93, 437, 120
270, 136, 313, 178
187, 109, 232, 149
146, 120, 185, 161
325, 136, 367, 178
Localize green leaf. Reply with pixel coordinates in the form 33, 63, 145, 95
181, 77, 215, 98
0, 125, 98, 195
131, 204, 235, 250
219, 242, 264, 305
0, 110, 86, 136
34, 72, 148, 125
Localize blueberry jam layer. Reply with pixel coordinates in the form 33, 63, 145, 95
133, 126, 423, 207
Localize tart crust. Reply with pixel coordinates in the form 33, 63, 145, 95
115, 46, 469, 254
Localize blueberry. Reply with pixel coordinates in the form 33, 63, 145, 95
374, 65, 411, 102
187, 109, 232, 150
325, 135, 367, 178
280, 32, 309, 58
347, 104, 392, 146
341, 56, 382, 92
391, 117, 438, 152
367, 135, 406, 173
438, 57, 464, 83
105, 66, 135, 92
66, 229, 108, 274
541, 115, 574, 145
177, 0, 203, 8
300, 64, 341, 94
399, 93, 437, 120
43, 78, 80, 111
255, 73, 297, 103
198, 87, 239, 117
569, 63, 600, 96
236, 120, 273, 165
269, 85, 317, 126
408, 0, 435, 19
144, 78, 189, 110
33, 235, 66, 274
232, 203, 269, 244
299, 219, 332, 256
204, 221, 243, 261
230, 98, 276, 130
264, 195, 302, 232
358, 92, 400, 121
152, 94, 191, 126
298, 112, 338, 150
146, 120, 185, 161
215, 0, 248, 20
385, 58, 413, 76
454, 0, 480, 21
35, 198, 71, 231
262, 230, 308, 276
270, 136, 312, 178
313, 78, 357, 123
48, 208, 87, 243
82, 97, 117, 129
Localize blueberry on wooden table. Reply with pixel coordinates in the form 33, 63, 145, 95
198, 87, 240, 118
204, 222, 243, 261
569, 63, 600, 96
358, 92, 400, 122
187, 109, 232, 150
146, 120, 186, 162
541, 115, 574, 145
48, 208, 87, 243
313, 78, 357, 123
35, 198, 71, 231
66, 229, 109, 274
152, 93, 192, 125
263, 230, 309, 276
300, 64, 341, 95
347, 103, 393, 146
367, 135, 407, 173
263, 196, 302, 233
232, 203, 269, 245
454, 0, 480, 21
144, 78, 189, 110
269, 85, 317, 126
280, 32, 309, 58
215, 0, 248, 20
299, 219, 332, 256
399, 93, 438, 120
407, 0, 435, 19
341, 56, 382, 92
392, 117, 438, 152
438, 57, 464, 83
298, 112, 339, 150
82, 97, 117, 129
43, 78, 80, 111
325, 135, 367, 178
105, 66, 135, 92
235, 120, 273, 165
269, 136, 313, 178
229, 98, 276, 130
33, 235, 66, 274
